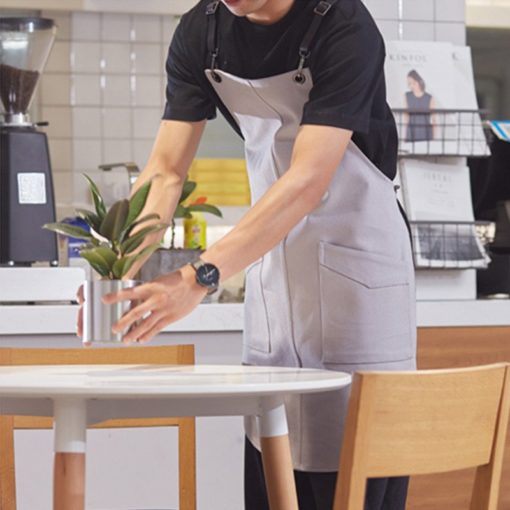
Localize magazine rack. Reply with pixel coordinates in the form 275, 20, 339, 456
410, 220, 494, 270
393, 109, 490, 158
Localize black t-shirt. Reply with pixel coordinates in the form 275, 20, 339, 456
163, 0, 398, 180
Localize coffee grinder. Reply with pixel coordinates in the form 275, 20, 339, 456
0, 17, 58, 266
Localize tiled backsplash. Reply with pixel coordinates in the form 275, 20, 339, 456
8, 0, 466, 212
36, 11, 179, 211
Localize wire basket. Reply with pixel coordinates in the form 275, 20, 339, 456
410, 220, 494, 270
393, 109, 491, 158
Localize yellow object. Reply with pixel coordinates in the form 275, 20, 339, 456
188, 159, 251, 206
184, 212, 207, 249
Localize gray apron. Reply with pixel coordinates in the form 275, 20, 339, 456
205, 0, 416, 472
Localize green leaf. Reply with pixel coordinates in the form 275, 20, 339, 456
120, 231, 145, 255
179, 180, 197, 204
75, 208, 102, 231
187, 203, 223, 218
80, 249, 112, 277
121, 223, 168, 255
99, 199, 130, 242
94, 246, 118, 268
119, 244, 160, 278
125, 180, 152, 229
43, 223, 93, 241
83, 174, 107, 219
120, 213, 160, 243
112, 257, 127, 279
173, 204, 189, 219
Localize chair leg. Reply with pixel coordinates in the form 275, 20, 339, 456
0, 416, 16, 510
179, 418, 196, 510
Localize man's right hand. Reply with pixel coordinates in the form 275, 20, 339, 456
76, 284, 90, 346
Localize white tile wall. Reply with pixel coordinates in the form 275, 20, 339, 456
37, 10, 173, 208
36, 2, 466, 209
133, 15, 162, 42
71, 12, 101, 41
102, 107, 132, 139
101, 13, 132, 42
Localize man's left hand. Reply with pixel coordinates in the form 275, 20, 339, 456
103, 265, 207, 344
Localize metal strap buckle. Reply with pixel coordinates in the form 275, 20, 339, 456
314, 1, 332, 16
206, 1, 220, 15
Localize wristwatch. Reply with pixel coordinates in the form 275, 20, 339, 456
190, 259, 220, 295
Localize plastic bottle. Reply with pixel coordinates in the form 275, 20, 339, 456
62, 217, 92, 279
184, 212, 207, 250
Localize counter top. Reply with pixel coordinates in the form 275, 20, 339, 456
0, 303, 243, 336
1, 300, 510, 336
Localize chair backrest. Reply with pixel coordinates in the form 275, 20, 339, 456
0, 345, 196, 510
333, 363, 510, 510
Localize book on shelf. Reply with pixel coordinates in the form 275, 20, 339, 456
385, 41, 488, 157
398, 159, 490, 268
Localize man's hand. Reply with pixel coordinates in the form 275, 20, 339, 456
102, 265, 207, 344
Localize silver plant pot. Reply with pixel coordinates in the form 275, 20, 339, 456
138, 248, 202, 281
83, 279, 140, 344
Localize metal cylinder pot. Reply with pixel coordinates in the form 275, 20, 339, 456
82, 279, 140, 344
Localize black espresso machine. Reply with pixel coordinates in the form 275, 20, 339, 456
0, 17, 58, 266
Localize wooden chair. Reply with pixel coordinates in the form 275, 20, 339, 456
333, 363, 510, 510
0, 345, 196, 510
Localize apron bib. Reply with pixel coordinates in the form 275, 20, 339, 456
205, 0, 416, 471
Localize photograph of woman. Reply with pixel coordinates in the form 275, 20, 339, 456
404, 69, 438, 142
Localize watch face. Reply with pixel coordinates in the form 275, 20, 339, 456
196, 263, 220, 288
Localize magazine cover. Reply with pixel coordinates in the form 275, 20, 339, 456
385, 41, 488, 156
399, 159, 490, 268
452, 46, 489, 156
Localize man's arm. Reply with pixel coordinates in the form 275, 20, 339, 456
123, 119, 206, 278
77, 119, 205, 338
108, 124, 353, 342
200, 124, 352, 279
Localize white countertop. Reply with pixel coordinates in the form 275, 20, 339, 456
0, 300, 510, 336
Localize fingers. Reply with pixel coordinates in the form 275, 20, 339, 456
102, 286, 140, 305
76, 305, 83, 338
76, 284, 84, 305
123, 310, 165, 344
137, 317, 170, 344
112, 296, 160, 334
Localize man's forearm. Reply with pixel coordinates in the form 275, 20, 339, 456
200, 166, 324, 281
201, 126, 352, 282
123, 120, 206, 279
123, 167, 183, 279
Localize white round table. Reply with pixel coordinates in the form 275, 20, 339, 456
0, 364, 351, 510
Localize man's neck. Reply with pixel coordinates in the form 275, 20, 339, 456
246, 0, 295, 25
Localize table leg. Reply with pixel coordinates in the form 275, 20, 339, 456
259, 403, 298, 510
53, 399, 86, 510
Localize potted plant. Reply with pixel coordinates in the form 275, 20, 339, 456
139, 177, 223, 281
44, 175, 168, 343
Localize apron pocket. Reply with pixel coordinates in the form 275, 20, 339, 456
319, 241, 413, 364
243, 259, 271, 353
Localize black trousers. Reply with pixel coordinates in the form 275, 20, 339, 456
244, 438, 409, 510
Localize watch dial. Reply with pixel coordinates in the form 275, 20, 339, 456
197, 263, 220, 287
